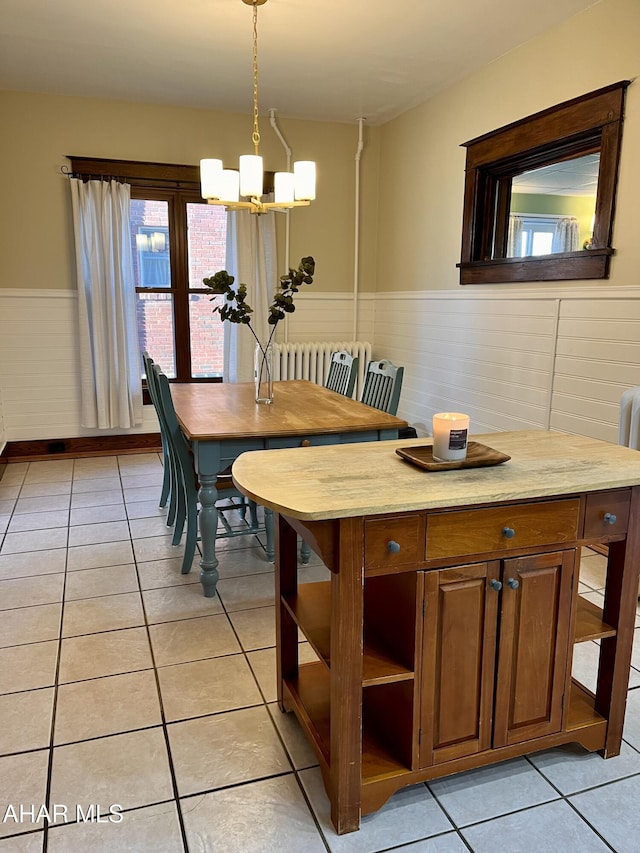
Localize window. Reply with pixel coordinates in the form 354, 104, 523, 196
130, 190, 227, 380
458, 81, 629, 284
67, 157, 228, 382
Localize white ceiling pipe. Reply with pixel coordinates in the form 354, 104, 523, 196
269, 108, 292, 342
353, 118, 365, 343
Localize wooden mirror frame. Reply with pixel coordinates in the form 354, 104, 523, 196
458, 81, 630, 285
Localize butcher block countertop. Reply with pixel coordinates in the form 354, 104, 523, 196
232, 430, 640, 521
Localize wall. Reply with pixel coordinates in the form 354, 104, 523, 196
0, 90, 380, 443
370, 0, 640, 444
373, 286, 640, 443
376, 0, 640, 293
1, 281, 638, 444
0, 90, 380, 295
0, 288, 369, 442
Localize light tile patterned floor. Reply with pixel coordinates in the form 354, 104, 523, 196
1, 454, 640, 852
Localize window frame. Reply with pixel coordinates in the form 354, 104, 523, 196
457, 81, 630, 285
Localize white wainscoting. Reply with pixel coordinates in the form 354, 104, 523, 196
552, 297, 640, 441
281, 292, 375, 344
374, 287, 640, 443
0, 290, 158, 442
1, 287, 639, 445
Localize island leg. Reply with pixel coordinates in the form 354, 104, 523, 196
198, 471, 220, 597
330, 516, 364, 834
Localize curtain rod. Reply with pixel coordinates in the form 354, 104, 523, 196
59, 165, 196, 187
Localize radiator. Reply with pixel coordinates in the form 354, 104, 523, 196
273, 341, 372, 397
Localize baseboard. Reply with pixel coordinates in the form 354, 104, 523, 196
0, 433, 162, 464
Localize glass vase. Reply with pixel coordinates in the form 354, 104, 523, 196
254, 342, 274, 404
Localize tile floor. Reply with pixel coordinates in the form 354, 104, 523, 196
1, 454, 640, 852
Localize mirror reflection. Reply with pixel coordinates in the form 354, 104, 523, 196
504, 153, 599, 258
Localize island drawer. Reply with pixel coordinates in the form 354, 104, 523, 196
426, 498, 581, 560
583, 489, 630, 539
364, 514, 424, 570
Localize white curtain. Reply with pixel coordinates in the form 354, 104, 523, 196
552, 217, 580, 253
223, 210, 277, 384
507, 215, 523, 257
70, 178, 143, 428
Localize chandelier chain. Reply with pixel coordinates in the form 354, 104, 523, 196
252, 0, 260, 153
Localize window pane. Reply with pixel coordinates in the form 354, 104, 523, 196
187, 203, 227, 288
190, 294, 224, 378
187, 202, 227, 378
131, 199, 171, 288
136, 293, 176, 378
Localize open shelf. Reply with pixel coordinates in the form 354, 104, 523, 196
574, 595, 616, 643
566, 678, 607, 731
286, 661, 412, 782
283, 581, 415, 685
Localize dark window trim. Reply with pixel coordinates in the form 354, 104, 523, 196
457, 81, 630, 285
66, 156, 275, 192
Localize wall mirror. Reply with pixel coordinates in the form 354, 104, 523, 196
458, 81, 629, 285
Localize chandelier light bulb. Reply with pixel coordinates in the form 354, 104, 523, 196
294, 161, 316, 201
200, 159, 223, 200
220, 169, 240, 203
239, 154, 264, 198
274, 172, 295, 204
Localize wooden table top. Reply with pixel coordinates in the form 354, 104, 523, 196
232, 430, 640, 520
170, 380, 407, 441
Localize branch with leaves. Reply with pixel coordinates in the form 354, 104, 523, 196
203, 256, 315, 356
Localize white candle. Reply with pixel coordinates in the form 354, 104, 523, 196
432, 412, 470, 462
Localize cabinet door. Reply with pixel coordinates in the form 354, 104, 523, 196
493, 549, 575, 747
420, 562, 500, 766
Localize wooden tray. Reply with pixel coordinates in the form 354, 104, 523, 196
396, 441, 511, 471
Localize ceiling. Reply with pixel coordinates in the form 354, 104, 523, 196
513, 153, 601, 196
0, 0, 600, 126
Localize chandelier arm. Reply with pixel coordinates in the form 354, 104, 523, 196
206, 199, 311, 215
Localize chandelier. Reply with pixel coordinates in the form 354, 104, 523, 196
200, 0, 316, 215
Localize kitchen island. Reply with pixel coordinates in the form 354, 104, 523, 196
232, 430, 640, 834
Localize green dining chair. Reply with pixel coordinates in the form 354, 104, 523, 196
152, 364, 265, 575
324, 350, 359, 398
143, 351, 178, 527
360, 359, 404, 416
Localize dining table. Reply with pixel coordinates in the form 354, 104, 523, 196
170, 379, 408, 596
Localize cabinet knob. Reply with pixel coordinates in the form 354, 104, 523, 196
603, 512, 617, 525
489, 578, 502, 591
300, 439, 311, 447
387, 540, 401, 554
507, 577, 520, 590
502, 526, 516, 539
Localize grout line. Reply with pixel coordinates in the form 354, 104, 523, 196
125, 454, 191, 853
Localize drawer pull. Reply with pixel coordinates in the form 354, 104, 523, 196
300, 439, 311, 447
603, 512, 617, 525
502, 526, 516, 539
507, 577, 520, 590
489, 578, 502, 591
386, 540, 401, 554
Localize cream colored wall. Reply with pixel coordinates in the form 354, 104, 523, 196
377, 0, 640, 292
0, 91, 380, 294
